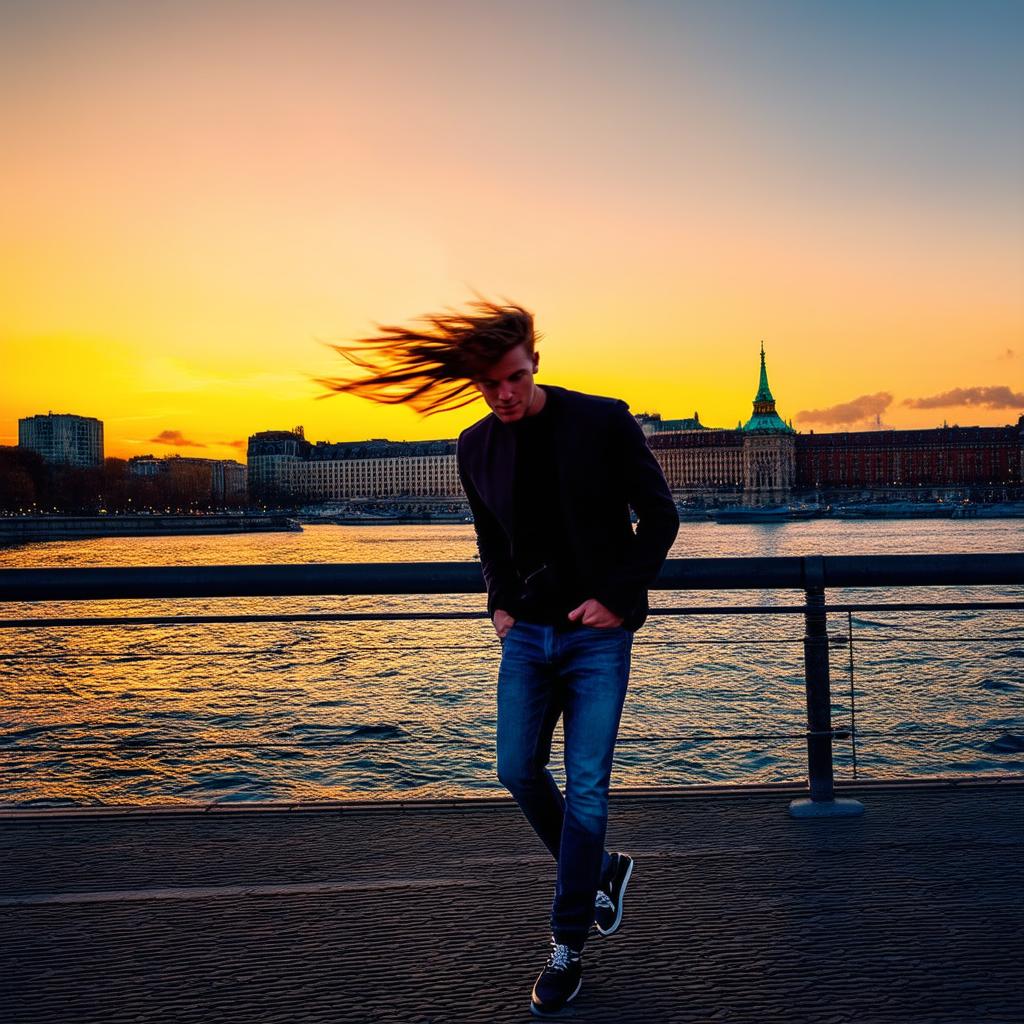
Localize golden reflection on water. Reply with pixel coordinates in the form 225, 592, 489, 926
0, 521, 1021, 805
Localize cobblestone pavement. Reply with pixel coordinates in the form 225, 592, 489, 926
2, 781, 1022, 1024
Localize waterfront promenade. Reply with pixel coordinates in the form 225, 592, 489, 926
3, 778, 1022, 1023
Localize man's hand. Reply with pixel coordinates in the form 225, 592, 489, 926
493, 608, 516, 639
567, 599, 624, 629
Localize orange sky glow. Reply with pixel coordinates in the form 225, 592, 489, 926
3, 1, 1022, 459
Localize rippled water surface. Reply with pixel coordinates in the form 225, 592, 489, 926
1, 519, 1021, 805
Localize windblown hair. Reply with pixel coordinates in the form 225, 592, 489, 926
317, 298, 538, 415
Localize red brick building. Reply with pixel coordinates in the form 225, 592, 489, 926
796, 419, 1024, 500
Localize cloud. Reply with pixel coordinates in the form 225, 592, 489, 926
219, 440, 246, 449
150, 430, 207, 448
794, 392, 893, 426
902, 386, 1024, 410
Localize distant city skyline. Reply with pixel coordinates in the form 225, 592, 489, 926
2, 1, 1022, 458
11, 369, 1023, 468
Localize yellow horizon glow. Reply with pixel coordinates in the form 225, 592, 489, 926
2, 3, 1022, 458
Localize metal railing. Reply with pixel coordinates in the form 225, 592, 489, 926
1, 553, 1022, 815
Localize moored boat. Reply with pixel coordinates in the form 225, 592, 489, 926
707, 503, 827, 523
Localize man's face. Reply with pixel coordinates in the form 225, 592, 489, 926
473, 344, 541, 424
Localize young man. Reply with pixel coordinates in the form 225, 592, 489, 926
323, 300, 679, 1017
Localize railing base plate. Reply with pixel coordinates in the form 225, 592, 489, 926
788, 797, 865, 819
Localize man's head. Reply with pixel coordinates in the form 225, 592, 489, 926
472, 342, 543, 424
319, 298, 541, 416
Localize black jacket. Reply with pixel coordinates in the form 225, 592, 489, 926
456, 385, 679, 631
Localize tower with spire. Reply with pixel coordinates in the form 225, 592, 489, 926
741, 343, 796, 505
742, 341, 795, 435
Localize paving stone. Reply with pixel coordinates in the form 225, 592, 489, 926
1, 782, 1022, 1023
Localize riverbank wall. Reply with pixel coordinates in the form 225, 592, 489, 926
0, 514, 301, 543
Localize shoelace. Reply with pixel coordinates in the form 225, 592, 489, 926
594, 889, 614, 910
546, 943, 576, 972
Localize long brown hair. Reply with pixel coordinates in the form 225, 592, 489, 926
317, 298, 538, 415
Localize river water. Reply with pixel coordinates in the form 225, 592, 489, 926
1, 518, 1021, 806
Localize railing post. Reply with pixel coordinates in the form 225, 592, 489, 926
803, 576, 834, 801
790, 557, 864, 819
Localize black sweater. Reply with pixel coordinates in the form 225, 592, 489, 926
457, 385, 679, 632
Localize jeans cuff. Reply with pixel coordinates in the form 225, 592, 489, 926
552, 932, 587, 953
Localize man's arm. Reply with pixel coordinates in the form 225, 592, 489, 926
592, 402, 679, 618
457, 437, 518, 621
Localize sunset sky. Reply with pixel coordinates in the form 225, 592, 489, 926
3, 0, 1022, 459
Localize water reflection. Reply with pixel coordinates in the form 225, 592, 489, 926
0, 521, 1021, 805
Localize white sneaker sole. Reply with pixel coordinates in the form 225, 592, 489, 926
595, 856, 633, 937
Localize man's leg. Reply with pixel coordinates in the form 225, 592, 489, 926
496, 621, 566, 861
550, 626, 633, 951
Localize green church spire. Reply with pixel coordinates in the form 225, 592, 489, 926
754, 339, 774, 403
742, 342, 795, 434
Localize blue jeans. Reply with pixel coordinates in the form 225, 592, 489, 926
496, 620, 633, 950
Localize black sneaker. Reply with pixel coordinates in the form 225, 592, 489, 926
594, 852, 634, 936
530, 939, 582, 1017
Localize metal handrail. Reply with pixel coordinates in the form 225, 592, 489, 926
0, 552, 1021, 602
